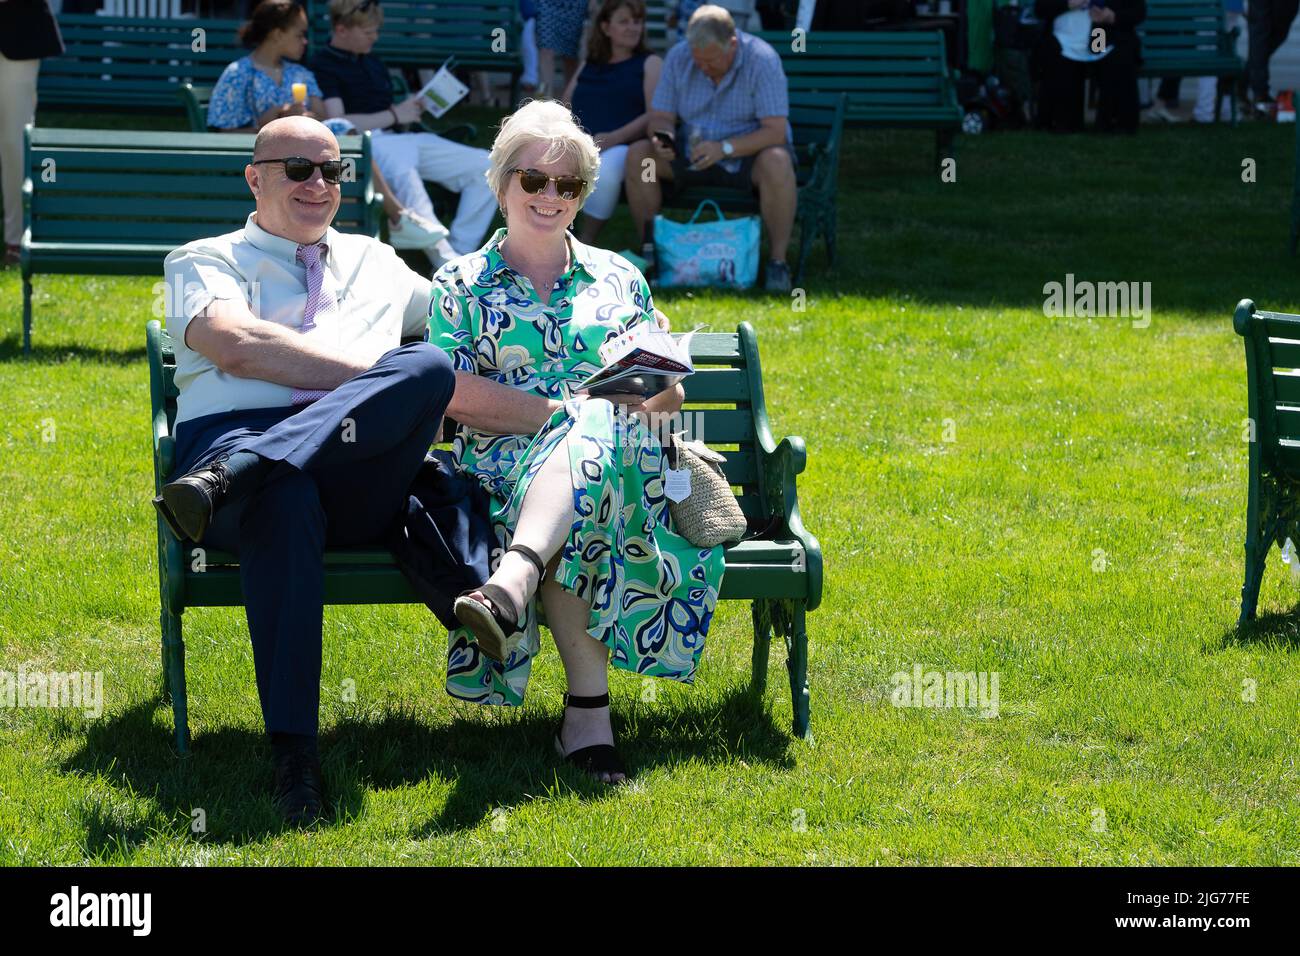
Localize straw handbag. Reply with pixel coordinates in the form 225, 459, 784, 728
664, 434, 747, 547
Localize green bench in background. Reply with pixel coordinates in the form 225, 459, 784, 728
663, 92, 846, 286
1233, 299, 1300, 624
178, 78, 477, 143
308, 0, 524, 101
754, 29, 962, 163
41, 14, 244, 110
1137, 0, 1244, 123
20, 127, 380, 351
147, 319, 821, 754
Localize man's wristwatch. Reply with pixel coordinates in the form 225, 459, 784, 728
721, 140, 734, 157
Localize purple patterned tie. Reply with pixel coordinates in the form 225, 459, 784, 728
291, 242, 334, 405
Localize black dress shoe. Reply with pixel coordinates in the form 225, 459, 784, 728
154, 457, 233, 542
273, 749, 326, 826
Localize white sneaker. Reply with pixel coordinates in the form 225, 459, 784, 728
425, 238, 460, 273
1144, 103, 1183, 123
389, 209, 449, 250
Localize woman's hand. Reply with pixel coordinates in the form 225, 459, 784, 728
1089, 5, 1115, 22
654, 308, 671, 331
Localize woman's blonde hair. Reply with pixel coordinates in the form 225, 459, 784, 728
485, 100, 601, 212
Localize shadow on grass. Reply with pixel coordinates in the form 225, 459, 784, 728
0, 337, 146, 365
1220, 608, 1300, 651
61, 684, 796, 852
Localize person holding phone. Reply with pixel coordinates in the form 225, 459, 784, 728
562, 0, 663, 243
427, 99, 725, 785
622, 4, 797, 291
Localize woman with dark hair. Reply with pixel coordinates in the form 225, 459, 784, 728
561, 0, 662, 242
1033, 0, 1145, 133
208, 0, 326, 132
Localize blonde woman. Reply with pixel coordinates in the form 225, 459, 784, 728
429, 100, 725, 783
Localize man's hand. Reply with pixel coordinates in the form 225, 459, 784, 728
651, 132, 676, 163
689, 140, 725, 171
392, 96, 424, 125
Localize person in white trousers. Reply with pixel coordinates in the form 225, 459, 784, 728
311, 0, 497, 269
0, 0, 64, 265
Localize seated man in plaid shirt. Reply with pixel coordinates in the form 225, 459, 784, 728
624, 3, 796, 292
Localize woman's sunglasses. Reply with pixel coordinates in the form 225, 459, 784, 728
251, 157, 345, 184
511, 168, 586, 201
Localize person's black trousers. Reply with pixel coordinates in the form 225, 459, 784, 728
1037, 44, 1141, 133
172, 342, 455, 738
1248, 0, 1300, 100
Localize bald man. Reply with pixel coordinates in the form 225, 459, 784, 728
155, 117, 466, 825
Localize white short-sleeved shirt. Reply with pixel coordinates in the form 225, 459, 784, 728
163, 213, 432, 426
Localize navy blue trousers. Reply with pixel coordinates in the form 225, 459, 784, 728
173, 342, 455, 737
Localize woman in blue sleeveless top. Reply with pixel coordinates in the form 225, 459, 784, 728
562, 0, 663, 243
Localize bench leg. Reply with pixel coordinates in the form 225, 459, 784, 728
750, 599, 773, 695
161, 607, 191, 755
825, 205, 838, 267
1240, 535, 1268, 625
793, 213, 814, 289
785, 600, 812, 740
22, 278, 32, 353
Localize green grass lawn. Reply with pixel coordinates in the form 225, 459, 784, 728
2, 115, 1300, 865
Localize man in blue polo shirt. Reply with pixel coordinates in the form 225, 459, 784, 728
310, 0, 496, 269
624, 4, 796, 292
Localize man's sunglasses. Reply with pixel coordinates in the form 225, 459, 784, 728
511, 168, 586, 201
251, 157, 345, 184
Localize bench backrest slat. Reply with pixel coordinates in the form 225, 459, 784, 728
25, 128, 378, 254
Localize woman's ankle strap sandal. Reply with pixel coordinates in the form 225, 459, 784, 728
555, 692, 626, 783
506, 543, 547, 583
562, 692, 609, 708
452, 545, 550, 665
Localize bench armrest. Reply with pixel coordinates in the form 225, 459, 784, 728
741, 321, 824, 610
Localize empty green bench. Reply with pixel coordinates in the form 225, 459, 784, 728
309, 0, 524, 101
754, 29, 962, 161
1138, 0, 1244, 123
41, 14, 245, 110
663, 92, 846, 286
1233, 298, 1300, 624
20, 127, 380, 352
147, 319, 822, 754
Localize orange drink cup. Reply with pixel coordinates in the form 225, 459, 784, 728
292, 82, 307, 104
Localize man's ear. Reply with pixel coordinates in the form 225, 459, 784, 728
245, 163, 260, 197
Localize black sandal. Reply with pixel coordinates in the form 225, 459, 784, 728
453, 543, 547, 663
554, 692, 627, 783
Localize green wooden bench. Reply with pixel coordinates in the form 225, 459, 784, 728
1137, 0, 1244, 123
20, 127, 380, 352
662, 92, 846, 286
178, 79, 477, 143
753, 29, 962, 162
147, 318, 822, 754
309, 0, 524, 102
1232, 298, 1300, 624
40, 14, 245, 110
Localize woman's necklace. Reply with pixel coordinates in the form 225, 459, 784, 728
250, 51, 283, 85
